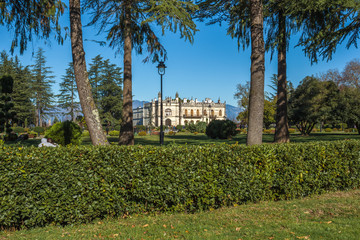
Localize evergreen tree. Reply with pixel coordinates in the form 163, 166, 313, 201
88, 55, 104, 107
56, 62, 79, 121
31, 48, 55, 127
0, 75, 16, 138
85, 0, 198, 145
99, 59, 123, 128
69, 0, 109, 145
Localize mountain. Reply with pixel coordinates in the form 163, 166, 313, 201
226, 104, 241, 122
133, 100, 148, 109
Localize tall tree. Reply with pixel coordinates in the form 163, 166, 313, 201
57, 62, 79, 121
197, 0, 265, 145
88, 55, 104, 108
99, 59, 123, 127
85, 0, 198, 145
69, 0, 109, 145
31, 48, 55, 127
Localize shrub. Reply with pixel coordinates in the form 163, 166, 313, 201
135, 125, 146, 131
138, 131, 146, 136
185, 122, 197, 133
82, 130, 90, 137
263, 129, 272, 134
28, 131, 38, 138
206, 120, 237, 139
45, 121, 82, 146
12, 127, 24, 134
194, 132, 198, 135
324, 128, 332, 132
0, 140, 359, 229
176, 125, 183, 131
109, 130, 119, 136
33, 126, 45, 136
288, 128, 296, 134
168, 131, 176, 136
195, 122, 207, 133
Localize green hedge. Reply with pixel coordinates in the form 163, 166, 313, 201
1, 140, 360, 229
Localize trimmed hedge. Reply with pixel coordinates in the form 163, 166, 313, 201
1, 140, 360, 229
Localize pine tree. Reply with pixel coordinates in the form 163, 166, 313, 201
31, 48, 55, 127
88, 55, 104, 108
56, 63, 79, 121
99, 59, 123, 127
85, 0, 198, 145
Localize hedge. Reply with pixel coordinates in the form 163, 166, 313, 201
1, 140, 360, 229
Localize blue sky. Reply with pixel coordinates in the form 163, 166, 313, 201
1, 10, 359, 107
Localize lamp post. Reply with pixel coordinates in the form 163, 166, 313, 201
157, 61, 166, 145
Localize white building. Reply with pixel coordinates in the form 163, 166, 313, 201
133, 93, 226, 127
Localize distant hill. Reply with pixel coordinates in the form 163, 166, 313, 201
133, 100, 148, 109
226, 104, 241, 122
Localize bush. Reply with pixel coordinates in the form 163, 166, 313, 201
109, 130, 119, 136
82, 130, 90, 137
28, 131, 38, 138
135, 125, 146, 131
324, 128, 332, 132
288, 128, 296, 134
185, 122, 197, 133
176, 125, 183, 131
206, 120, 237, 139
45, 121, 82, 146
138, 131, 146, 136
33, 126, 45, 136
12, 127, 24, 134
263, 129, 272, 134
0, 140, 360, 229
168, 131, 176, 136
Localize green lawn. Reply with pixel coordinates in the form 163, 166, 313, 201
4, 132, 360, 147
1, 189, 359, 239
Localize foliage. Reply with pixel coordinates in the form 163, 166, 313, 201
33, 126, 45, 135
109, 130, 120, 137
288, 76, 339, 135
82, 130, 90, 137
206, 120, 237, 139
138, 131, 146, 136
45, 121, 82, 146
56, 62, 79, 121
0, 140, 360, 229
176, 125, 183, 131
12, 127, 24, 134
325, 128, 332, 133
0, 75, 16, 137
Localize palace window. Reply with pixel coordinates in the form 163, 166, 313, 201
191, 109, 194, 117
196, 109, 200, 116
211, 110, 215, 117
204, 110, 207, 115
185, 109, 188, 116
219, 110, 222, 117
165, 108, 172, 116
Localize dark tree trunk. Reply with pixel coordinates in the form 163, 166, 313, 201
69, 0, 108, 145
274, 12, 290, 143
247, 0, 265, 146
119, 0, 134, 145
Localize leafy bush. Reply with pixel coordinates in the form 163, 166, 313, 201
206, 120, 237, 139
325, 128, 332, 132
12, 127, 24, 134
176, 125, 183, 131
33, 126, 45, 136
138, 131, 146, 136
185, 122, 197, 133
82, 130, 90, 137
195, 122, 207, 133
45, 121, 82, 146
109, 130, 119, 136
168, 131, 176, 136
28, 131, 37, 138
263, 129, 272, 134
1, 140, 359, 229
288, 128, 296, 133
135, 125, 146, 131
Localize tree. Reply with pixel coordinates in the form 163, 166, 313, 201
56, 63, 79, 121
0, 75, 16, 138
338, 87, 360, 134
0, 0, 65, 54
88, 55, 104, 107
0, 52, 34, 127
197, 0, 265, 145
69, 0, 109, 145
99, 59, 123, 128
85, 0, 198, 145
31, 48, 55, 127
288, 76, 339, 135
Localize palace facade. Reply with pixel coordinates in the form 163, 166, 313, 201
133, 93, 226, 127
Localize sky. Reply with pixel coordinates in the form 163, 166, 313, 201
1, 9, 359, 107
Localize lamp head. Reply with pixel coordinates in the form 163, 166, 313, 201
157, 61, 166, 76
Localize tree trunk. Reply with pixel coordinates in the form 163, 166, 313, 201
274, 12, 290, 143
69, 0, 109, 145
247, 0, 265, 146
119, 0, 134, 145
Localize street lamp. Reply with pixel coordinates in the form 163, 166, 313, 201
157, 61, 166, 145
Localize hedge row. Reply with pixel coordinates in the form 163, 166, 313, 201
1, 140, 360, 229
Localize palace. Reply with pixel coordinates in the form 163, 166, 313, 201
133, 93, 226, 127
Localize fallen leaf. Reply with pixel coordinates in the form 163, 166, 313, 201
204, 229, 208, 232
132, 225, 135, 228
296, 236, 310, 239
268, 237, 274, 240
185, 230, 189, 233
163, 224, 167, 228
236, 227, 241, 231
326, 221, 332, 224
171, 225, 175, 229
143, 224, 149, 227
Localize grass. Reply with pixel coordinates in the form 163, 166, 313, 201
1, 189, 359, 239
5, 131, 360, 147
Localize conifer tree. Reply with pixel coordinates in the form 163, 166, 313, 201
85, 0, 198, 145
57, 63, 79, 121
88, 55, 104, 108
31, 48, 55, 127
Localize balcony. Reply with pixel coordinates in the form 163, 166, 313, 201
183, 114, 202, 119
